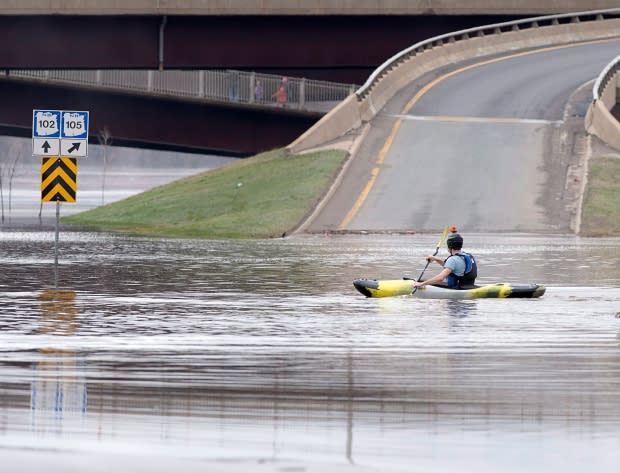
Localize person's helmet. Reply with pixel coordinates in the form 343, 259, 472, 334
447, 227, 463, 250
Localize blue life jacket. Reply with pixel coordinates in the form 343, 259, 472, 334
445, 252, 477, 288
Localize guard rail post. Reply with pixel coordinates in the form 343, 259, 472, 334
299, 79, 306, 110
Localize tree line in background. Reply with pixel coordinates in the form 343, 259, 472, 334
0, 138, 26, 223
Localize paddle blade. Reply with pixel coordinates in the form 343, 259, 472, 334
435, 226, 449, 251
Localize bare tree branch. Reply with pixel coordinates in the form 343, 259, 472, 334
98, 127, 113, 205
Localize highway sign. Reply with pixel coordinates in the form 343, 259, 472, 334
33, 137, 60, 156
33, 110, 61, 138
60, 139, 87, 157
32, 110, 61, 156
32, 109, 89, 157
61, 111, 88, 139
41, 157, 78, 203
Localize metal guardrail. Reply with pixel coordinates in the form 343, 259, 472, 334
5, 69, 358, 114
592, 54, 620, 100
356, 8, 620, 101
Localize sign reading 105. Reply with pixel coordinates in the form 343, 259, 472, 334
62, 112, 88, 138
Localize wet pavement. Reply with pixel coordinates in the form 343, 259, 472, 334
0, 231, 618, 472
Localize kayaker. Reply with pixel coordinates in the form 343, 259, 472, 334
413, 228, 477, 289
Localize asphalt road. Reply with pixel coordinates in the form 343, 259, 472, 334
307, 39, 620, 233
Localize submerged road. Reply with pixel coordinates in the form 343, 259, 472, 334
1, 233, 619, 473
307, 39, 620, 234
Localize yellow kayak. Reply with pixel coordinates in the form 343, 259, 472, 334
353, 278, 546, 299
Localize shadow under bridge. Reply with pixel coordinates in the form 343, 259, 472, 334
0, 70, 356, 156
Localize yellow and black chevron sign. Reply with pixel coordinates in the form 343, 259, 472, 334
41, 157, 78, 203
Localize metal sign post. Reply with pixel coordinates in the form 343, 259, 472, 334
32, 110, 89, 286
55, 200, 59, 287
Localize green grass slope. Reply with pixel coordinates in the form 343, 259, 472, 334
581, 156, 620, 236
64, 148, 347, 239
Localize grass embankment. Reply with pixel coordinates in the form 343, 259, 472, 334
63, 148, 347, 239
580, 156, 620, 236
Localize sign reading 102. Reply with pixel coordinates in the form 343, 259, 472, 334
34, 110, 61, 138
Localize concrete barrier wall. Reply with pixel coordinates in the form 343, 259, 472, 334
586, 60, 620, 150
601, 76, 616, 108
3, 1, 620, 15
288, 12, 620, 154
585, 99, 620, 151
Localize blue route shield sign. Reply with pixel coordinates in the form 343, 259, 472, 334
32, 110, 61, 138
61, 111, 89, 140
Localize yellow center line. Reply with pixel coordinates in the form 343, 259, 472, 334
378, 120, 401, 164
337, 39, 612, 230
338, 119, 402, 229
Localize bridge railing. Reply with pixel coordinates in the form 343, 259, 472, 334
592, 54, 620, 101
5, 69, 358, 114
289, 8, 620, 153
356, 8, 620, 102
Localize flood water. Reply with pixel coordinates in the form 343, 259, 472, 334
0, 231, 618, 473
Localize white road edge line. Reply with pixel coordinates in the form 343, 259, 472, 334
387, 114, 562, 125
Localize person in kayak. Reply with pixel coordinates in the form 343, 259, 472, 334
413, 229, 477, 289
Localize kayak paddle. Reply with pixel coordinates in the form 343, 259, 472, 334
411, 225, 449, 294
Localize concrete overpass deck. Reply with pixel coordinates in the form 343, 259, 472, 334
3, 0, 620, 15
2, 4, 618, 157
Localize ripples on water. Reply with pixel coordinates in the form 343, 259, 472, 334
0, 231, 618, 472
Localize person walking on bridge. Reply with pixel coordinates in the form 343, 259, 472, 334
413, 227, 477, 289
254, 80, 264, 103
272, 77, 288, 107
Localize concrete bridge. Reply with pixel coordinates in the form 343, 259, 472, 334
289, 9, 620, 235
2, 1, 618, 81
1, 2, 619, 155
4, 1, 618, 15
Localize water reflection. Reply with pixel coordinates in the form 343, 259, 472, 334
445, 300, 477, 318
32, 290, 87, 435
0, 232, 618, 472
